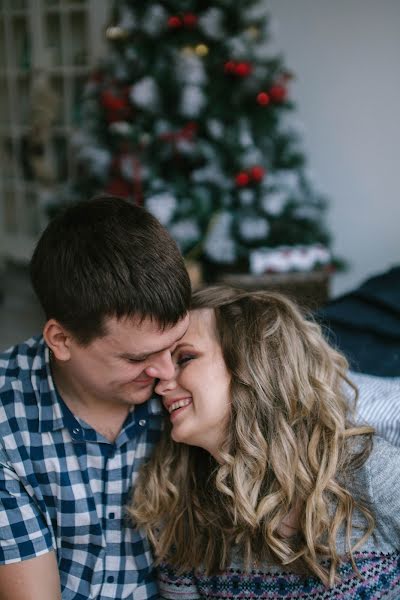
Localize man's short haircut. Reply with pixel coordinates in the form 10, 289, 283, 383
30, 196, 191, 344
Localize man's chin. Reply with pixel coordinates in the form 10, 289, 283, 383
127, 382, 155, 404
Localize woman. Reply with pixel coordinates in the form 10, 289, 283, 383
131, 287, 400, 599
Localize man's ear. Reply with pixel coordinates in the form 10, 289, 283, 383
43, 319, 73, 361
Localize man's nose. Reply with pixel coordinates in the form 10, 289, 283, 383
154, 373, 177, 396
144, 350, 175, 381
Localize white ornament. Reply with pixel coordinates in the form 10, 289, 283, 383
108, 121, 132, 136
238, 118, 253, 147
198, 8, 223, 39
261, 191, 287, 216
243, 1, 270, 22
118, 6, 137, 31
176, 53, 206, 85
276, 170, 299, 191
145, 192, 177, 225
180, 85, 205, 118
77, 146, 111, 179
141, 4, 167, 36
130, 77, 159, 112
204, 212, 236, 264
241, 147, 263, 168
226, 36, 247, 59
293, 205, 319, 221
206, 119, 224, 140
170, 219, 200, 247
191, 164, 223, 186
238, 189, 254, 206
239, 216, 270, 242
253, 41, 278, 61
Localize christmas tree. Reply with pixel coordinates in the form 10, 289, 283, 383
64, 0, 335, 276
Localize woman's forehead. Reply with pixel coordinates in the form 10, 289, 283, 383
187, 308, 216, 339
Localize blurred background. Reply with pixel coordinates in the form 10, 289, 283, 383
0, 0, 399, 351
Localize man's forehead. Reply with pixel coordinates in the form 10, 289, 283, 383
103, 312, 189, 353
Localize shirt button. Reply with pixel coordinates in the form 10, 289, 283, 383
138, 419, 146, 427
107, 575, 114, 583
72, 427, 80, 435
108, 512, 115, 519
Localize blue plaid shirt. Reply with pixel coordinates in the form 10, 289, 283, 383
0, 336, 163, 599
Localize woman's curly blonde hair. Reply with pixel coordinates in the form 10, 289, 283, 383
130, 286, 374, 586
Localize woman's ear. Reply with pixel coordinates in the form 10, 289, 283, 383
43, 319, 72, 361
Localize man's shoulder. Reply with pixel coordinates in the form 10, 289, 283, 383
0, 336, 46, 419
0, 335, 45, 379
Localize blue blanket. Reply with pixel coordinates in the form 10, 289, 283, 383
317, 266, 400, 376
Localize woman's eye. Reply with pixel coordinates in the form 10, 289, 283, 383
177, 354, 195, 366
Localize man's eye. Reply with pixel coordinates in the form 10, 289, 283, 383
177, 354, 195, 366
128, 357, 145, 363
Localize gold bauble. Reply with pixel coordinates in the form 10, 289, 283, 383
246, 26, 260, 40
106, 26, 129, 41
195, 43, 209, 57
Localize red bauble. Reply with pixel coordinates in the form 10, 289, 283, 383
235, 61, 252, 77
269, 84, 287, 103
183, 13, 198, 27
105, 177, 131, 198
256, 91, 270, 106
250, 165, 266, 182
235, 172, 250, 187
101, 90, 127, 111
100, 88, 131, 123
224, 60, 236, 74
168, 15, 182, 28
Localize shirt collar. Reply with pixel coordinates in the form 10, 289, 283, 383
34, 341, 66, 432
33, 338, 163, 433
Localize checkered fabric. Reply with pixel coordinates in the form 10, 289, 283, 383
350, 371, 400, 447
0, 336, 162, 600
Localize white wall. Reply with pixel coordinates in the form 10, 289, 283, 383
267, 0, 400, 297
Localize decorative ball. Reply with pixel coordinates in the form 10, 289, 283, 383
245, 26, 260, 40
224, 60, 236, 74
235, 61, 252, 77
250, 165, 266, 182
269, 84, 287, 102
195, 44, 209, 57
106, 26, 129, 41
105, 177, 131, 199
168, 15, 182, 28
256, 91, 270, 106
235, 171, 250, 187
183, 13, 198, 27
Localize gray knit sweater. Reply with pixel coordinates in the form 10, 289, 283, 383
158, 436, 400, 599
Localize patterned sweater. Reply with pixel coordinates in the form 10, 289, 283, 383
158, 436, 400, 599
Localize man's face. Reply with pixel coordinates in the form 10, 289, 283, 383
62, 313, 189, 409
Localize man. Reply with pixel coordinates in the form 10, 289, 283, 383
0, 196, 191, 599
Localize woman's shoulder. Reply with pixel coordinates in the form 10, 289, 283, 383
345, 435, 400, 552
349, 435, 400, 496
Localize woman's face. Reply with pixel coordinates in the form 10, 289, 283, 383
155, 308, 231, 458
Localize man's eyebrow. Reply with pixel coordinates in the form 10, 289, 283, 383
119, 330, 189, 360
